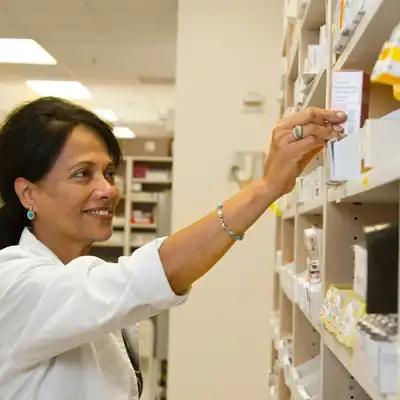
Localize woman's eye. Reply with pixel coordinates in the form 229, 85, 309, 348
105, 171, 116, 181
72, 169, 90, 178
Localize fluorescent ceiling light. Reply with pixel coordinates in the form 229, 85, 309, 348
26, 80, 92, 99
93, 109, 118, 122
0, 39, 57, 65
113, 127, 135, 139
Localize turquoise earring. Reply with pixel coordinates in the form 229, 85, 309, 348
27, 206, 35, 221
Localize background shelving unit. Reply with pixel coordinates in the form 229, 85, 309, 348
270, 1, 399, 400
91, 152, 174, 400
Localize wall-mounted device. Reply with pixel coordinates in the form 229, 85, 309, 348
242, 91, 265, 113
230, 151, 265, 188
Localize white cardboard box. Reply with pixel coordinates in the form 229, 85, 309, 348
352, 244, 367, 299
361, 119, 400, 170
327, 132, 362, 182
331, 70, 369, 136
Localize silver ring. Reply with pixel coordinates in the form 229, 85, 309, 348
292, 125, 303, 141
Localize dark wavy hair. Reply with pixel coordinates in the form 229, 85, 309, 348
0, 96, 122, 250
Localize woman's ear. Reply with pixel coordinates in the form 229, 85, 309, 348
14, 178, 35, 210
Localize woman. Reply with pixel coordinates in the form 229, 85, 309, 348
0, 97, 345, 399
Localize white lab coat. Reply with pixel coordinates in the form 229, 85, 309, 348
0, 228, 189, 400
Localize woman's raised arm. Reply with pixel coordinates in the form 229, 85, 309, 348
159, 107, 346, 294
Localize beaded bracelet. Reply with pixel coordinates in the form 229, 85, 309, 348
217, 203, 244, 241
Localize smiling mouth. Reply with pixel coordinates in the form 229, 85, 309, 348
83, 208, 114, 218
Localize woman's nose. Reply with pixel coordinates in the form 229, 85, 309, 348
94, 177, 118, 200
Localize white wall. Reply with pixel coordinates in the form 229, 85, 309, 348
168, 1, 283, 399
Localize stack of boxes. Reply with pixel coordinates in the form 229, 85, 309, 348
297, 166, 325, 204
332, 0, 369, 55
294, 24, 328, 107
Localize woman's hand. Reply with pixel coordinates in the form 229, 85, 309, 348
263, 107, 347, 198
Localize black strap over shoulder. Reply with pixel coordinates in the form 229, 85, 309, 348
121, 329, 144, 398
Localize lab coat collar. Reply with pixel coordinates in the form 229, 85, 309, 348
19, 227, 64, 265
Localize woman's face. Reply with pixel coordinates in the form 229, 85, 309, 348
30, 125, 120, 246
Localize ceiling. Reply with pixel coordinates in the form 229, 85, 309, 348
0, 0, 178, 135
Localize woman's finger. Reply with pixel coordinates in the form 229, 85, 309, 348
315, 108, 347, 124
289, 135, 326, 157
286, 122, 343, 143
280, 107, 347, 129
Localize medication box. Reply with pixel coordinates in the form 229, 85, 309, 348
331, 70, 370, 136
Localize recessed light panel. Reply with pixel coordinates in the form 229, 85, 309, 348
26, 80, 92, 99
113, 127, 135, 139
0, 39, 57, 65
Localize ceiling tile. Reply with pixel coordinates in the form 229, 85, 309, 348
62, 61, 138, 83
0, 24, 26, 37
9, 10, 97, 26
4, 0, 89, 10
28, 26, 107, 43
86, 0, 176, 10
0, 7, 14, 25
0, 80, 38, 108
97, 27, 176, 42
39, 42, 127, 61
93, 9, 176, 29
0, 64, 75, 81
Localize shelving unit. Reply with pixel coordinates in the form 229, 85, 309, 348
270, 1, 399, 400
132, 178, 173, 184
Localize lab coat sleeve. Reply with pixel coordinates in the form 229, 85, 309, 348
4, 237, 189, 369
